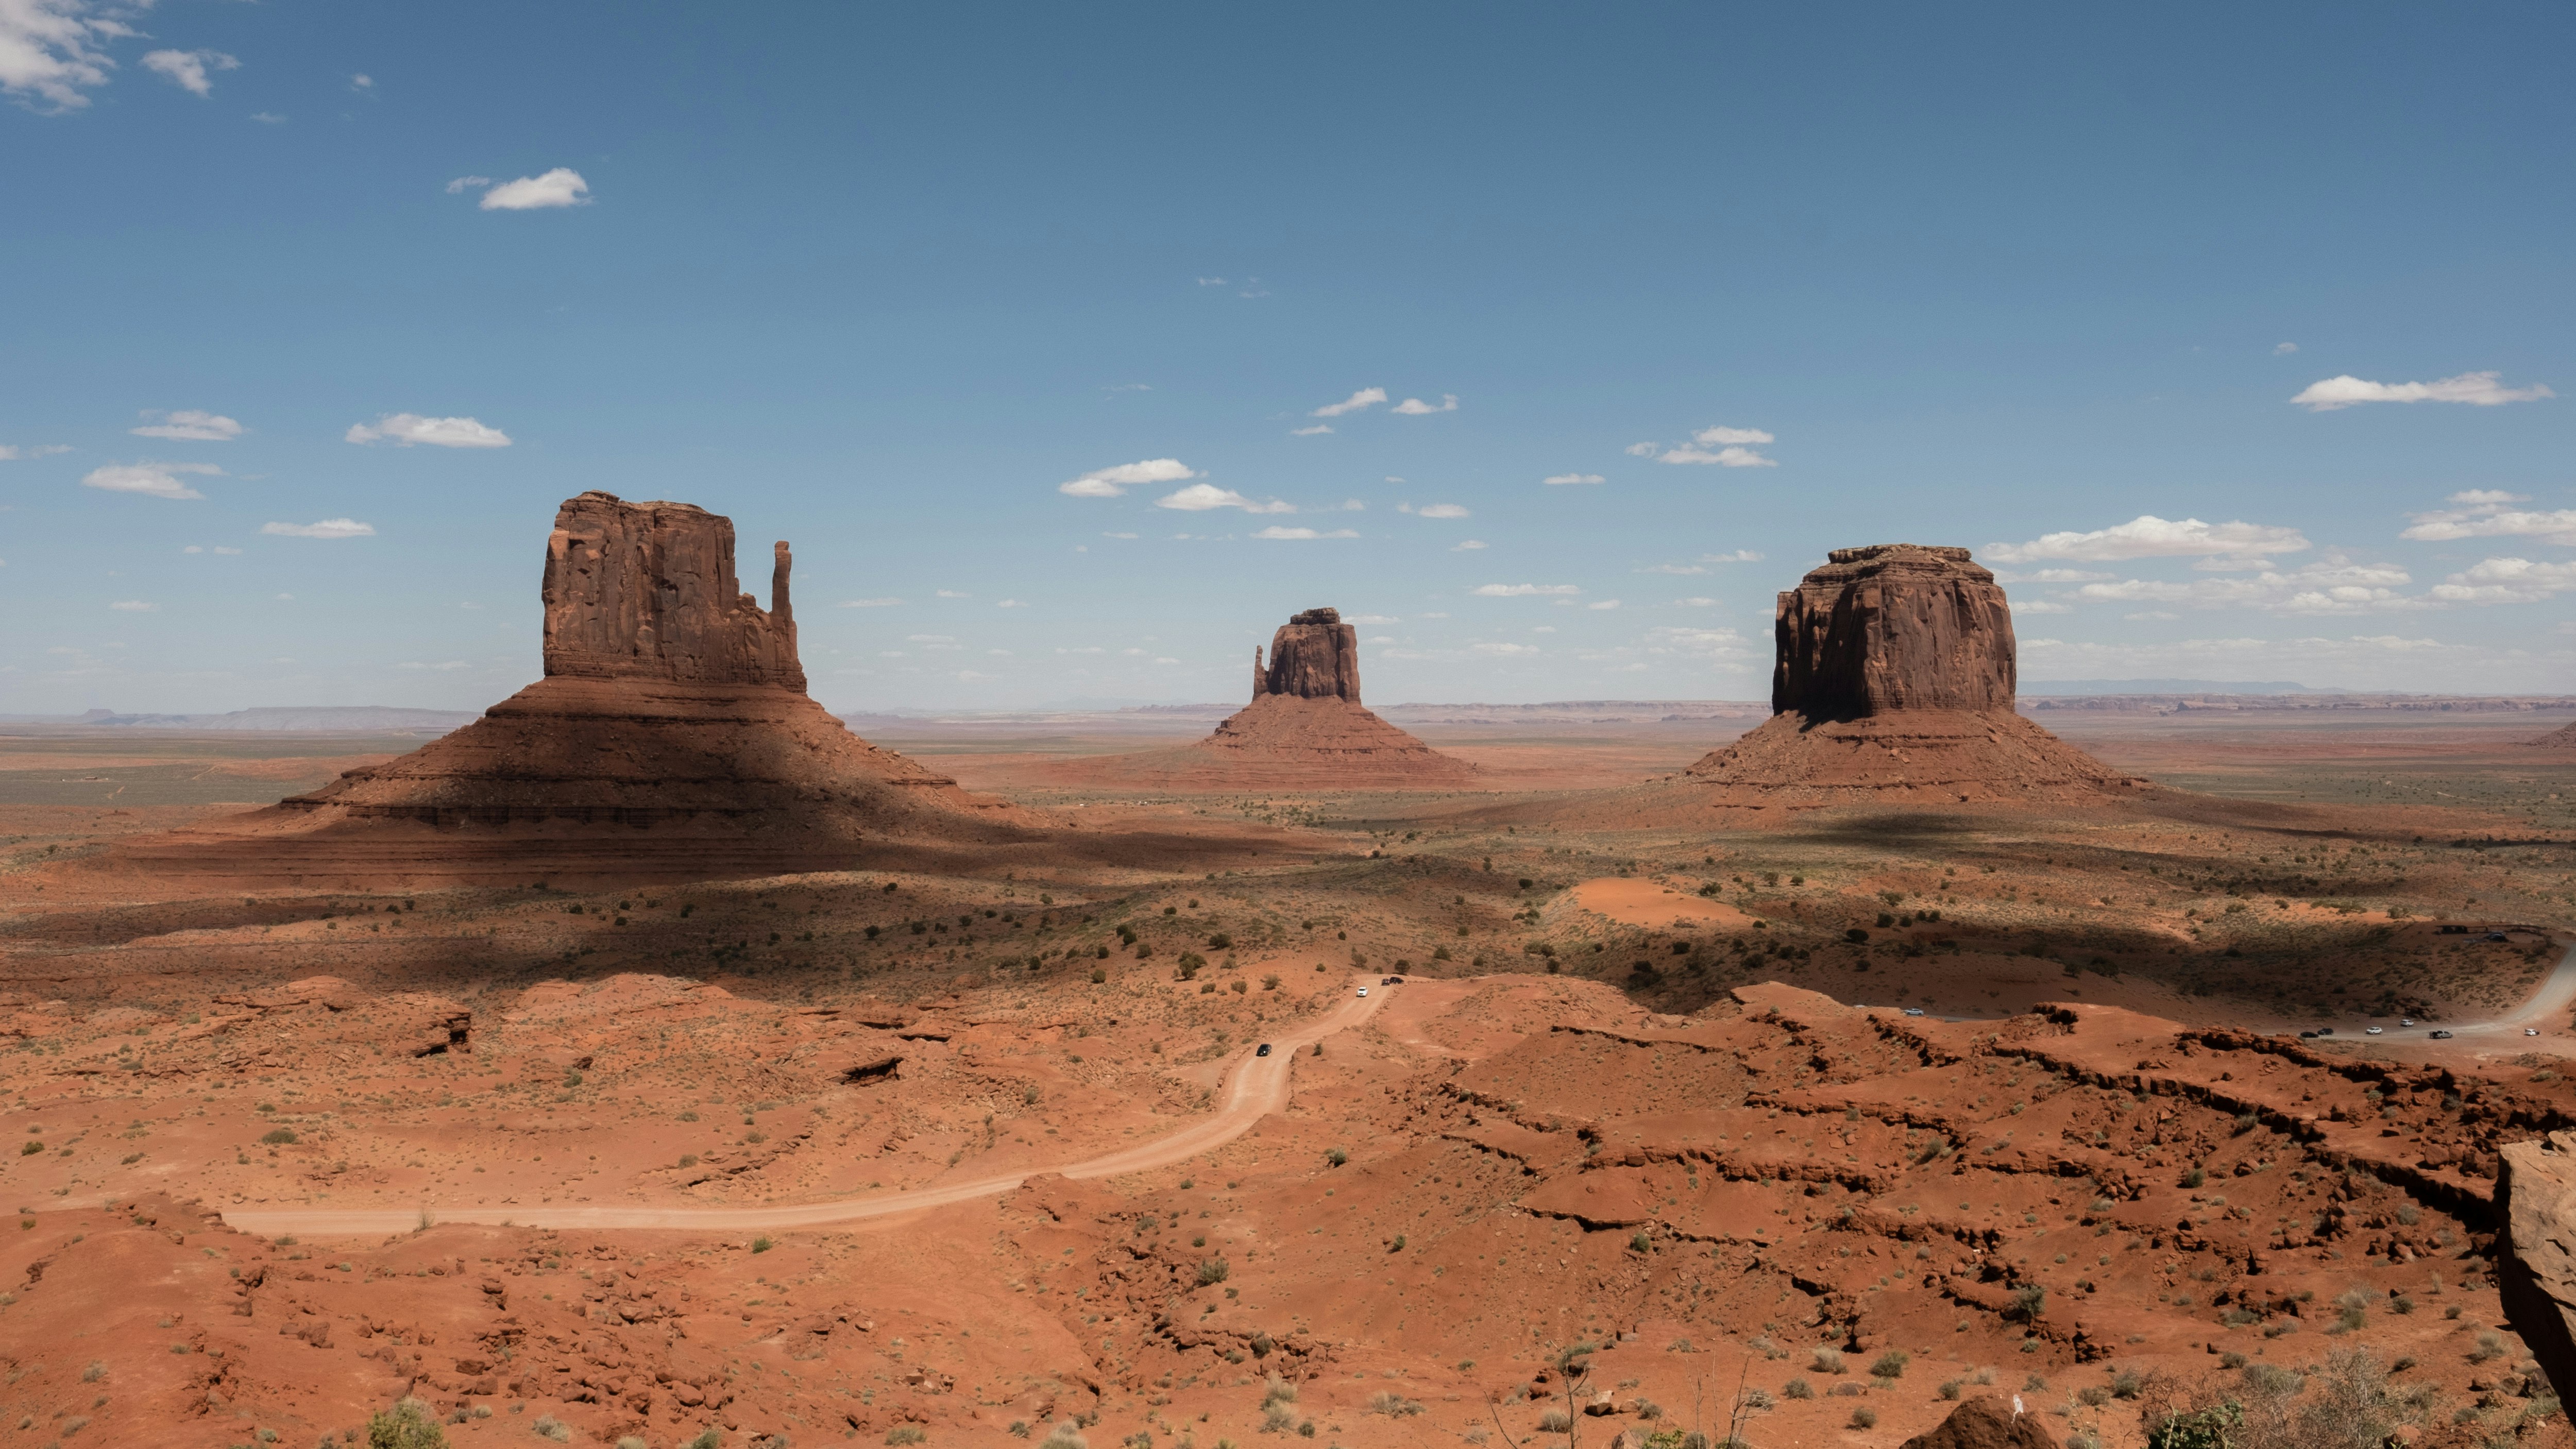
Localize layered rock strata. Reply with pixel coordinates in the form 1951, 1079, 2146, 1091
2499, 1132, 2576, 1413
1047, 607, 1479, 791
1677, 544, 2144, 809
116, 492, 1030, 887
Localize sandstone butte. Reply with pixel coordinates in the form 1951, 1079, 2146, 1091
1552, 545, 2145, 825
1044, 607, 1481, 791
109, 491, 1042, 889
2527, 720, 2576, 748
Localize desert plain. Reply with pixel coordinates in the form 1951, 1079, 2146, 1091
7, 691, 2576, 1449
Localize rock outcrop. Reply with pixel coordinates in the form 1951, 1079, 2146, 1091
2527, 721, 2576, 748
1651, 545, 2145, 814
114, 492, 1037, 887
2498, 1132, 2576, 1413
1044, 607, 1479, 792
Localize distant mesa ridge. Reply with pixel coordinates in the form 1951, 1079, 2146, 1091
111, 490, 1032, 887
1678, 542, 2146, 808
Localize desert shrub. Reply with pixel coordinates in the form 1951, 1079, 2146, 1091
887, 1427, 928, 1446
2009, 1284, 2046, 1321
1631, 1231, 1653, 1253
1040, 1425, 1088, 1449
1849, 1408, 1877, 1429
2111, 1368, 2146, 1400
1325, 1148, 1347, 1167
366, 1397, 447, 1449
752, 1235, 774, 1254
684, 1432, 723, 1449
1209, 933, 1233, 949
1811, 1346, 1845, 1374
1197, 1257, 1230, 1286
1366, 1391, 1424, 1417
1261, 1376, 1298, 1407
2332, 1287, 2371, 1333
1872, 1350, 1909, 1379
1537, 1409, 1573, 1433
2078, 1386, 2110, 1407
1783, 1378, 1814, 1400
533, 1417, 572, 1443
1940, 1379, 1963, 1401
2471, 1333, 2509, 1363
262, 1128, 298, 1146
2182, 1166, 2206, 1188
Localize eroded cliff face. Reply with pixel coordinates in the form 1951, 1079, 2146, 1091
541, 490, 804, 691
1256, 607, 1362, 703
2499, 1133, 2576, 1413
1771, 544, 2015, 720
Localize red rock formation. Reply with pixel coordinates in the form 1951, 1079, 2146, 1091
115, 492, 1036, 887
1644, 545, 2146, 814
1897, 1397, 2062, 1449
1044, 607, 1479, 791
2527, 721, 2576, 748
1773, 545, 2014, 718
541, 491, 803, 689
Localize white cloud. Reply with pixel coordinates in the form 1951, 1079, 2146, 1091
1059, 457, 1197, 498
1676, 596, 1717, 607
1252, 526, 1358, 540
1290, 424, 1333, 436
1656, 444, 1775, 467
1701, 549, 1764, 564
1414, 503, 1469, 519
1451, 540, 1486, 551
838, 596, 903, 608
1472, 641, 1539, 657
1639, 563, 1706, 575
1196, 277, 1226, 286
2127, 610, 2181, 621
1310, 387, 1386, 418
1157, 483, 1293, 514
2009, 599, 2075, 614
996, 598, 1025, 608
0, 444, 71, 459
2075, 555, 2413, 614
1624, 442, 1658, 457
478, 168, 590, 211
261, 518, 376, 539
351, 73, 372, 91
346, 413, 512, 448
2400, 491, 2576, 546
1101, 531, 1139, 540
1645, 625, 1754, 662
107, 599, 156, 612
1586, 599, 1621, 610
1391, 394, 1457, 415
182, 544, 200, 554
1346, 614, 1399, 624
81, 462, 217, 500
2292, 370, 2553, 411
1989, 515, 2310, 564
1473, 583, 1581, 597
140, 48, 237, 98
1692, 425, 1774, 446
1543, 472, 1605, 486
249, 111, 283, 124
2274, 342, 2298, 355
0, 0, 124, 111
2425, 557, 2576, 605
936, 589, 970, 598
213, 545, 240, 555
445, 176, 493, 194
130, 409, 242, 441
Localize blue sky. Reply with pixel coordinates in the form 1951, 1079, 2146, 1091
3, 2, 2571, 712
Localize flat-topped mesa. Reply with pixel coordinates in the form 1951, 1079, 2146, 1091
1253, 606, 1361, 703
1772, 543, 2013, 720
541, 490, 804, 691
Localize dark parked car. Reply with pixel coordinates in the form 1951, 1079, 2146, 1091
1256, 1043, 1272, 1057
2430, 1029, 2455, 1040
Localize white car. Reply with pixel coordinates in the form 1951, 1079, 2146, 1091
2401, 1018, 2416, 1027
2529, 1028, 2542, 1037
1357, 987, 1368, 997
2365, 1027, 2383, 1035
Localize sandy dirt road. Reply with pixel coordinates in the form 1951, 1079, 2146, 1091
223, 977, 1387, 1239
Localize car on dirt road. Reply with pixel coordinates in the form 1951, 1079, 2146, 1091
1357, 987, 1367, 997
1256, 1043, 1272, 1056
2430, 1029, 2455, 1039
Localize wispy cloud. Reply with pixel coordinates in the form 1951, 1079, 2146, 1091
2075, 555, 2411, 614
1656, 444, 1774, 467
445, 175, 493, 194
1290, 424, 1333, 436
1395, 502, 1469, 519
1471, 641, 1539, 657
346, 414, 512, 448
838, 596, 903, 608
399, 659, 469, 671
1158, 483, 1293, 514
261, 518, 375, 539
936, 589, 971, 599
2400, 490, 2576, 547
2292, 370, 2553, 411
1310, 387, 1386, 418
141, 48, 238, 97
1452, 539, 1487, 551
82, 462, 218, 500
1988, 516, 2309, 564
1392, 394, 1457, 415
996, 598, 1026, 608
0, 444, 72, 461
1252, 526, 1358, 540
1473, 583, 1581, 597
108, 599, 156, 612
1586, 599, 1621, 610
1992, 567, 2110, 583
468, 168, 592, 211
1639, 563, 1706, 575
1059, 457, 1197, 498
1629, 425, 1779, 467
2274, 342, 2299, 355
131, 409, 242, 441
1702, 549, 1764, 564
1543, 472, 1605, 486
1692, 425, 1773, 446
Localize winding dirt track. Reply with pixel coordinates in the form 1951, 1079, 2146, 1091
222, 978, 1386, 1239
